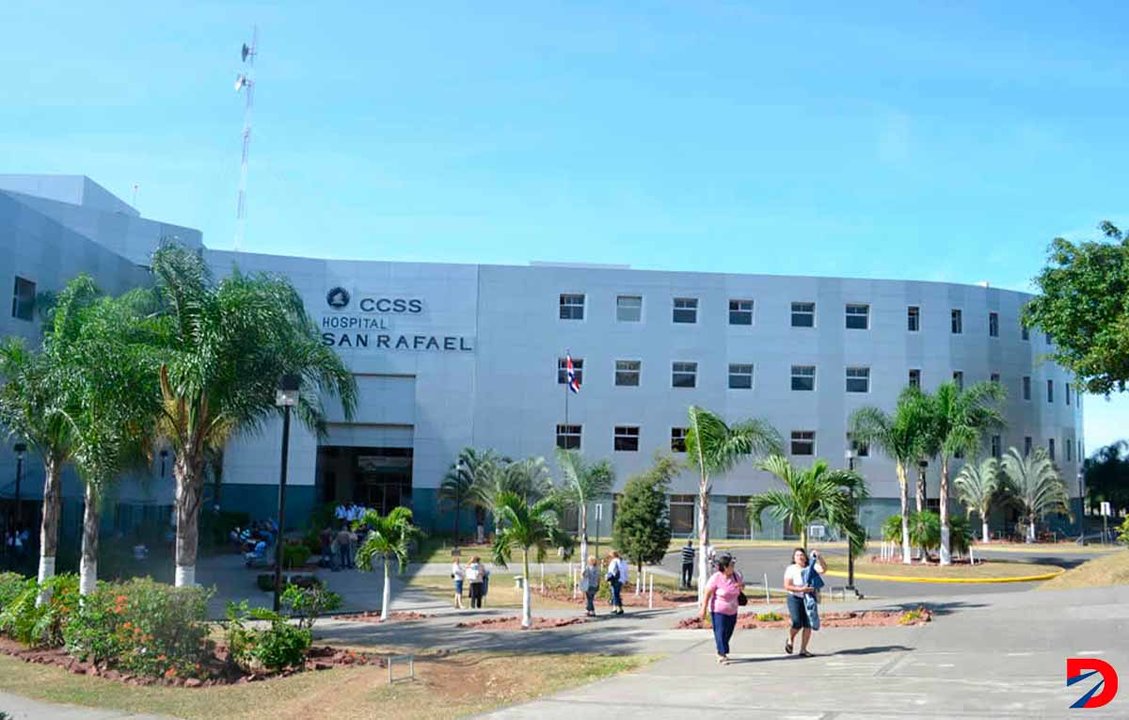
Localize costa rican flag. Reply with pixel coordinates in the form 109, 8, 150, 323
566, 354, 580, 393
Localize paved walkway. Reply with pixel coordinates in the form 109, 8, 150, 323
0, 691, 170, 719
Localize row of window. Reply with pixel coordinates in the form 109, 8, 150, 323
559, 357, 1076, 404
554, 423, 1078, 462
559, 293, 1046, 341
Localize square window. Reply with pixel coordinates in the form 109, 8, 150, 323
557, 357, 584, 385
907, 306, 920, 332
729, 299, 753, 326
1021, 323, 1030, 341
1047, 379, 1054, 403
1024, 436, 1033, 456
556, 424, 582, 450
847, 433, 869, 458
673, 297, 698, 324
1066, 383, 1071, 406
791, 301, 815, 328
990, 435, 1001, 459
1048, 438, 1056, 461
672, 361, 697, 388
951, 309, 963, 334
846, 367, 870, 393
1022, 376, 1031, 401
671, 427, 688, 453
614, 425, 640, 452
1066, 439, 1073, 462
669, 494, 695, 535
989, 312, 999, 338
728, 363, 753, 389
616, 295, 642, 322
953, 371, 964, 390
615, 360, 641, 387
559, 293, 585, 320
990, 372, 1000, 384
791, 365, 816, 391
791, 431, 815, 456
908, 368, 921, 389
11, 277, 35, 322
845, 304, 869, 330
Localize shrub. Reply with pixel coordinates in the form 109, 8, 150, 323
0, 574, 79, 647
281, 583, 342, 631
1117, 516, 1129, 545
257, 573, 321, 592
225, 601, 311, 672
881, 515, 902, 543
282, 542, 310, 569
756, 611, 783, 622
948, 515, 973, 556
908, 511, 941, 553
0, 572, 27, 612
899, 607, 930, 625
64, 578, 212, 678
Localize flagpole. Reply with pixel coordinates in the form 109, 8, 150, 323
564, 351, 570, 429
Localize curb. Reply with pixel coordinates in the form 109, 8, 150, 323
823, 568, 1065, 584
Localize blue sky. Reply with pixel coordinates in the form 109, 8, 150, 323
2, 1, 1127, 449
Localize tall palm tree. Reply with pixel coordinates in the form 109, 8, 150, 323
491, 490, 568, 629
849, 387, 933, 564
438, 450, 477, 545
145, 244, 357, 587
923, 381, 1005, 565
354, 507, 421, 621
747, 455, 868, 551
554, 448, 614, 565
480, 456, 554, 521
953, 457, 1003, 544
685, 406, 780, 601
1000, 447, 1071, 542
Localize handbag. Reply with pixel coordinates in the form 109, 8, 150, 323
737, 591, 748, 606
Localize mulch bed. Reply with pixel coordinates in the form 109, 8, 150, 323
676, 608, 933, 630
336, 611, 434, 624
536, 585, 697, 608
0, 636, 383, 688
454, 616, 590, 631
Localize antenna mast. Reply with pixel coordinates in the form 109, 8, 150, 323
234, 26, 258, 252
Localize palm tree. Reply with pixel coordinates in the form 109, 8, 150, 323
685, 406, 780, 601
554, 448, 614, 565
491, 490, 567, 629
438, 451, 477, 546
480, 456, 554, 522
145, 244, 357, 587
849, 387, 933, 564
1000, 447, 1071, 542
748, 455, 868, 551
953, 457, 1003, 544
354, 507, 421, 621
923, 381, 1005, 565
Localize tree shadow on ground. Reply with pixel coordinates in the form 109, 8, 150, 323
868, 600, 988, 617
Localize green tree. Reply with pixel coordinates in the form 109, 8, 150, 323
907, 510, 941, 557
612, 455, 676, 576
953, 457, 1004, 544
438, 448, 484, 545
145, 244, 357, 587
923, 381, 1005, 564
849, 387, 934, 564
1082, 442, 1129, 516
555, 448, 615, 565
480, 456, 554, 523
444, 447, 505, 543
685, 406, 780, 601
1000, 447, 1072, 543
354, 507, 421, 621
1024, 221, 1129, 394
748, 455, 868, 553
491, 491, 568, 628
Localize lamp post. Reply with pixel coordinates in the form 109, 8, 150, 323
1077, 469, 1085, 541
594, 502, 603, 561
273, 374, 300, 612
845, 448, 861, 598
13, 443, 26, 524
454, 459, 465, 549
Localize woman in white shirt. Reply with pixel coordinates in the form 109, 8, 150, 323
783, 547, 825, 657
451, 558, 465, 609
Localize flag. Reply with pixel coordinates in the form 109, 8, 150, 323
566, 354, 580, 394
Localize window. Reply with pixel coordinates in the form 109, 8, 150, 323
729, 299, 753, 326
845, 304, 869, 330
559, 293, 585, 320
673, 297, 698, 324
672, 362, 697, 388
1066, 439, 1073, 463
846, 367, 870, 393
953, 371, 964, 390
615, 360, 640, 387
791, 431, 815, 456
791, 365, 816, 391
908, 368, 921, 389
791, 302, 815, 327
990, 434, 1001, 459
1047, 379, 1054, 403
616, 295, 642, 322
726, 496, 751, 538
1066, 383, 1071, 406
1021, 323, 1030, 341
951, 309, 963, 334
670, 427, 688, 453
990, 372, 1000, 384
1046, 333, 1054, 346
1022, 376, 1031, 401
614, 426, 640, 452
847, 433, 869, 458
1024, 436, 1033, 457
670, 495, 695, 535
1048, 438, 1056, 462
907, 306, 920, 332
11, 277, 35, 321
989, 312, 999, 338
556, 424, 581, 450
558, 357, 584, 385
728, 363, 754, 389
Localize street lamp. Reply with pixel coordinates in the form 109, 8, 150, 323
273, 374, 300, 612
1077, 469, 1085, 541
845, 448, 862, 599
13, 442, 27, 525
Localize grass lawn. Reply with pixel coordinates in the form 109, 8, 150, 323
1039, 549, 1129, 590
0, 650, 653, 720
819, 554, 1064, 580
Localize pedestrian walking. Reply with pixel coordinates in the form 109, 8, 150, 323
335, 524, 356, 569
699, 552, 744, 663
466, 556, 485, 609
680, 538, 696, 589
783, 547, 826, 657
451, 557, 465, 609
580, 556, 601, 616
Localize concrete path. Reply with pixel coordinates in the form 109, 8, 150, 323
0, 691, 171, 719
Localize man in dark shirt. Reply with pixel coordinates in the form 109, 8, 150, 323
680, 539, 695, 589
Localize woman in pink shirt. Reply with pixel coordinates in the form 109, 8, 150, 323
699, 552, 744, 663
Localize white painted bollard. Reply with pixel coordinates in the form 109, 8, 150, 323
636, 570, 642, 596
540, 563, 545, 592
569, 562, 576, 598
969, 546, 976, 566
648, 575, 654, 609
763, 573, 770, 604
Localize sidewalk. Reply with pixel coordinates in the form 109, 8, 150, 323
0, 691, 171, 720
